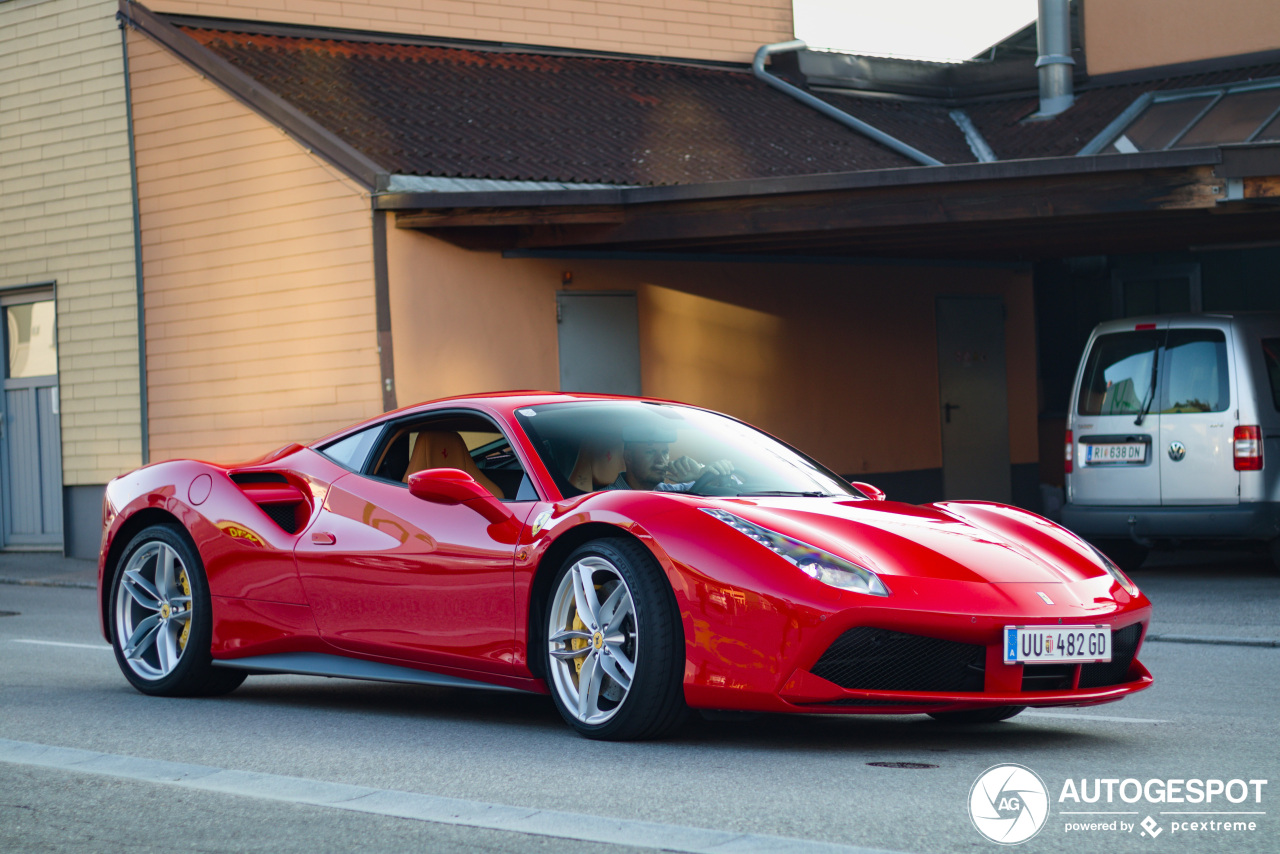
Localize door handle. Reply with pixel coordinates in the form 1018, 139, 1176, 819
944, 402, 961, 424
311, 532, 336, 545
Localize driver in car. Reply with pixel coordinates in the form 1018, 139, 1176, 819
606, 430, 735, 492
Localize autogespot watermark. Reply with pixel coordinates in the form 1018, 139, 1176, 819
968, 766, 1268, 844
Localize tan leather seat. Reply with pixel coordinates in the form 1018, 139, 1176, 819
404, 430, 504, 499
566, 435, 624, 493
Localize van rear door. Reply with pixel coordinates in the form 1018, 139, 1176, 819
1158, 321, 1237, 505
1070, 325, 1164, 505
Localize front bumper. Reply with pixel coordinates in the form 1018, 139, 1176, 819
1062, 501, 1280, 542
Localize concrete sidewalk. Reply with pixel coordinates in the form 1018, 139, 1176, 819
0, 552, 97, 590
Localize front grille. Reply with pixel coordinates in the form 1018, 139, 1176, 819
811, 628, 986, 692
1022, 664, 1074, 691
1079, 623, 1143, 688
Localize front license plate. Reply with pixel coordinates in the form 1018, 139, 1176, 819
1084, 442, 1147, 465
1004, 626, 1112, 664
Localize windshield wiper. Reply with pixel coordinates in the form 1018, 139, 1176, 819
1134, 345, 1160, 426
735, 490, 828, 498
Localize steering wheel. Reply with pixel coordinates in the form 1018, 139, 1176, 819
690, 469, 743, 496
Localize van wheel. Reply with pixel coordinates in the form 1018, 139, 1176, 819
1093, 539, 1148, 573
1267, 538, 1280, 571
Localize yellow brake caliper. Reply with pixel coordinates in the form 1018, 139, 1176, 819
570, 611, 588, 678
178, 570, 192, 650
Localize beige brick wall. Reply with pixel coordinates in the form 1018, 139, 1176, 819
127, 29, 383, 465
148, 0, 793, 64
1085, 0, 1280, 76
0, 0, 143, 485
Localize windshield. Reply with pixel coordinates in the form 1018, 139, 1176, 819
514, 401, 857, 498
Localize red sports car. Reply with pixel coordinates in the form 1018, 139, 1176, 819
98, 393, 1152, 740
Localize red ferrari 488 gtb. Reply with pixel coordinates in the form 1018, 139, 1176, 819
98, 393, 1152, 739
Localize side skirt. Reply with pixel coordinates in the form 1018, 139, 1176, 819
212, 652, 528, 693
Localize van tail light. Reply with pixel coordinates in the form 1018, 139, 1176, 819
1064, 429, 1074, 474
1234, 426, 1263, 471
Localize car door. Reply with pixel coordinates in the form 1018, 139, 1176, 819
294, 412, 538, 675
1158, 321, 1238, 505
1070, 323, 1164, 505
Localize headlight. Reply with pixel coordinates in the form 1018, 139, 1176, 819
1083, 540, 1140, 596
701, 508, 889, 596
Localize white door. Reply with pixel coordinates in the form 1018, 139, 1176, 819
1070, 325, 1164, 506
1, 296, 63, 549
936, 297, 1011, 502
1158, 323, 1238, 505
556, 292, 641, 395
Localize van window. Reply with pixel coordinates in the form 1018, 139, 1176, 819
1159, 329, 1229, 414
1262, 339, 1280, 410
1077, 332, 1161, 416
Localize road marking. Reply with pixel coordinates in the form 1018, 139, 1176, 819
1021, 710, 1167, 724
12, 639, 111, 651
1145, 634, 1279, 648
0, 738, 904, 854
1060, 812, 1138, 815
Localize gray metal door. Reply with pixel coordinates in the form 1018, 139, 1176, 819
2, 296, 63, 549
936, 297, 1011, 502
556, 292, 641, 395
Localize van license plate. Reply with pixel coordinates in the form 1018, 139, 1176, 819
1084, 443, 1146, 464
1004, 626, 1112, 664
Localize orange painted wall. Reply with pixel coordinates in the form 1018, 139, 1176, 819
147, 0, 793, 64
128, 29, 383, 463
1085, 0, 1280, 75
385, 221, 1038, 477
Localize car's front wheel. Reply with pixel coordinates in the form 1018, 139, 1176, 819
110, 523, 245, 697
544, 538, 687, 740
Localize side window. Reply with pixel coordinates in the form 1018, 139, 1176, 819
318, 425, 382, 470
1077, 332, 1161, 416
367, 412, 537, 501
1159, 329, 1229, 414
1262, 339, 1280, 411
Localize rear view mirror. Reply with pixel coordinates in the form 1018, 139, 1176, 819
850, 481, 886, 501
407, 468, 514, 526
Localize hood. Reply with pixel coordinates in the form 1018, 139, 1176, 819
702, 496, 1109, 586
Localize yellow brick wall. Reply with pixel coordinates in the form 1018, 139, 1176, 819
0, 0, 142, 485
147, 0, 793, 64
127, 29, 383, 464
1085, 0, 1280, 76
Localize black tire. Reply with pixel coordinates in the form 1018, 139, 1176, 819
1092, 539, 1148, 574
109, 523, 245, 697
928, 705, 1026, 724
1267, 538, 1280, 572
543, 538, 688, 740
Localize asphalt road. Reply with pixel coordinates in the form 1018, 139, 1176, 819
1, 556, 1276, 854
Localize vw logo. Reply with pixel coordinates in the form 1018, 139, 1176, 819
1168, 441, 1187, 462
969, 764, 1049, 844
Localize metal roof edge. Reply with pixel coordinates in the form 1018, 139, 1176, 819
118, 0, 387, 190
374, 148, 1225, 210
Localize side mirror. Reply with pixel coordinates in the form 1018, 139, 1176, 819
408, 468, 513, 525
850, 481, 886, 501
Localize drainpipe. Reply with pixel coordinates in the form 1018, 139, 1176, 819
1034, 0, 1075, 117
752, 40, 943, 167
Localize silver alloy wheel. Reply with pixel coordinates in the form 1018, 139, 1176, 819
114, 540, 193, 680
547, 556, 638, 726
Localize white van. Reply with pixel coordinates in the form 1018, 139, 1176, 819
1062, 313, 1280, 570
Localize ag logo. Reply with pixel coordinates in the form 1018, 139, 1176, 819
969, 764, 1049, 845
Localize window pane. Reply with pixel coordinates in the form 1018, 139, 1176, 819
1262, 339, 1280, 411
1119, 96, 1215, 151
1077, 332, 1161, 416
1256, 111, 1280, 141
320, 427, 381, 470
6, 301, 58, 378
1174, 88, 1280, 147
1159, 329, 1229, 414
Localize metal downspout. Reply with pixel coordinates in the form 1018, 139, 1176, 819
752, 40, 943, 167
119, 15, 148, 465
1034, 0, 1075, 117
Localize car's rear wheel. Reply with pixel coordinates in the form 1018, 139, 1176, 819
110, 524, 245, 697
544, 538, 687, 740
928, 705, 1026, 724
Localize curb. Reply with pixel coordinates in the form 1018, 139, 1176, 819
0, 577, 96, 590
1146, 633, 1280, 648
